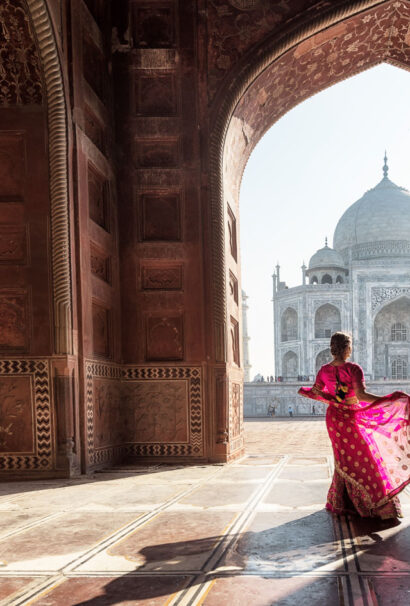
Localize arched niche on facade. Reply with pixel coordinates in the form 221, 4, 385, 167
336, 275, 344, 284
281, 307, 298, 342
310, 276, 318, 285
314, 304, 341, 339
283, 351, 298, 379
316, 348, 331, 373
373, 296, 410, 379
321, 274, 333, 284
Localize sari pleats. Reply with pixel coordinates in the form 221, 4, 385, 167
299, 387, 410, 518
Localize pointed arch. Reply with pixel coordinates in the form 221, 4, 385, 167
26, 0, 72, 354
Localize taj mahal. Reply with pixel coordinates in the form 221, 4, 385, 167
272, 155, 410, 382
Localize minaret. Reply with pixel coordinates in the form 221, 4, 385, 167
241, 290, 252, 382
301, 261, 307, 285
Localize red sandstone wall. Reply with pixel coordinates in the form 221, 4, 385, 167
1, 0, 399, 476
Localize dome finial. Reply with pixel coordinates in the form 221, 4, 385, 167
383, 151, 389, 178
325, 236, 328, 247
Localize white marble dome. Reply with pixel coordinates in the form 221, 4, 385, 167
308, 242, 345, 270
333, 162, 410, 253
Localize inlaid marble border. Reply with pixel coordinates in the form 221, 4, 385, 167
0, 359, 52, 471
85, 361, 204, 466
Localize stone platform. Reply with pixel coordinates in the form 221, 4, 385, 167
0, 419, 409, 605
244, 380, 410, 417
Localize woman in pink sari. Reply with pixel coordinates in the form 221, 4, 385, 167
299, 332, 410, 519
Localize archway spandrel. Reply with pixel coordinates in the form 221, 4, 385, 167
207, 0, 356, 100
225, 1, 410, 193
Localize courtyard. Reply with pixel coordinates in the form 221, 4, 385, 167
0, 418, 409, 605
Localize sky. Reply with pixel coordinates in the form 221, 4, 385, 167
239, 63, 410, 380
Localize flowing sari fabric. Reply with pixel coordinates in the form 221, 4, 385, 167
299, 362, 410, 518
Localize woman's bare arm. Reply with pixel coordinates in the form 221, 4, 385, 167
354, 386, 381, 403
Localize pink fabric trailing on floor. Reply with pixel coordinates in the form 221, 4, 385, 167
299, 362, 410, 518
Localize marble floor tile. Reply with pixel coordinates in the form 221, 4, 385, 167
278, 465, 330, 481
0, 512, 142, 571
222, 510, 343, 572
216, 466, 273, 482
82, 511, 235, 573
178, 482, 259, 507
349, 515, 410, 572
0, 577, 40, 602
0, 420, 409, 606
370, 575, 410, 605
29, 575, 191, 606
263, 479, 329, 507
201, 575, 341, 606
238, 455, 282, 465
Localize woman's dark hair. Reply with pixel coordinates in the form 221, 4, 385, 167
330, 331, 352, 358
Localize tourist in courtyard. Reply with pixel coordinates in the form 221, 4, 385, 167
299, 331, 410, 519
288, 405, 293, 417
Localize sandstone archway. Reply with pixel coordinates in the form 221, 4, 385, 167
210, 0, 410, 460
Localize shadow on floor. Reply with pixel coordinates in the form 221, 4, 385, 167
71, 511, 406, 606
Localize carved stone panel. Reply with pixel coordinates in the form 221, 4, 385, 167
229, 271, 238, 305
84, 107, 106, 155
83, 36, 106, 102
88, 164, 110, 231
146, 314, 184, 361
372, 287, 410, 312
93, 378, 121, 448
90, 244, 111, 283
0, 359, 52, 471
92, 302, 111, 358
0, 291, 29, 350
86, 363, 204, 463
230, 382, 241, 439
133, 6, 176, 48
142, 264, 183, 290
0, 133, 25, 201
122, 380, 188, 443
0, 224, 27, 263
0, 376, 33, 453
230, 316, 240, 366
0, 0, 43, 105
137, 75, 177, 116
136, 139, 179, 168
227, 204, 237, 262
141, 193, 181, 241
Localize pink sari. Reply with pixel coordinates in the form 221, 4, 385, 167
299, 362, 410, 518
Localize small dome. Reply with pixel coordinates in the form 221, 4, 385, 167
308, 241, 345, 270
333, 156, 410, 253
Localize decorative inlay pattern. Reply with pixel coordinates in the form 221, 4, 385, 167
124, 366, 203, 458
0, 0, 43, 105
0, 290, 29, 350
85, 362, 203, 465
0, 359, 52, 470
371, 287, 410, 311
353, 241, 410, 259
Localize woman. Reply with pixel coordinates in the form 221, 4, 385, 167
299, 332, 410, 519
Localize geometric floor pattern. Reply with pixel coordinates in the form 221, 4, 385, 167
0, 419, 410, 605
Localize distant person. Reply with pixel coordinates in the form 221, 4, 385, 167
298, 331, 410, 519
288, 405, 293, 417
312, 404, 316, 415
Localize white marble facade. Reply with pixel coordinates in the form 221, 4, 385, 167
272, 157, 410, 381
